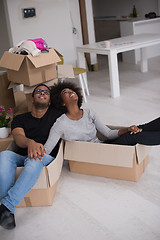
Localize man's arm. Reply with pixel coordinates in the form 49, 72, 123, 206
12, 128, 46, 161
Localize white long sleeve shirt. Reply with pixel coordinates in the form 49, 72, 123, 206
44, 108, 119, 154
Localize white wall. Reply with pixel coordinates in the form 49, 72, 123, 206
3, 0, 159, 67
0, 1, 12, 61
85, 0, 97, 65
158, 0, 160, 14
92, 0, 158, 18
5, 0, 83, 66
68, 0, 83, 66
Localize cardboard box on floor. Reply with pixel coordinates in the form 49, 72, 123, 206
8, 65, 74, 113
64, 126, 152, 182
7, 140, 64, 207
0, 134, 13, 152
0, 48, 61, 86
0, 71, 15, 109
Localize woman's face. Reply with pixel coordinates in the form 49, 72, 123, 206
61, 88, 78, 105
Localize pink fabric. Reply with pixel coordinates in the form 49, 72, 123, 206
28, 38, 47, 51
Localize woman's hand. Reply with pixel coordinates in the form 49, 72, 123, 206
118, 125, 142, 136
27, 139, 46, 161
128, 125, 142, 134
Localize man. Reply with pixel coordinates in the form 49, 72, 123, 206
0, 83, 62, 230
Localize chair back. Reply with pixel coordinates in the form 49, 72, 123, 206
57, 56, 64, 65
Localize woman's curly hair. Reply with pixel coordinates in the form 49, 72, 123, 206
50, 81, 83, 113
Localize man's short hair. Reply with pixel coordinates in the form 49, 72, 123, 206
32, 83, 51, 97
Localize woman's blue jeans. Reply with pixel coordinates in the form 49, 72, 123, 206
0, 150, 54, 213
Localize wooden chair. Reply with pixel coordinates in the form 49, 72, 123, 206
57, 56, 89, 103
73, 67, 89, 103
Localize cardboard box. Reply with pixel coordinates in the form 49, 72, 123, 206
57, 65, 74, 79
0, 71, 15, 109
64, 127, 152, 182
54, 49, 63, 58
0, 49, 60, 86
14, 91, 28, 114
8, 140, 64, 207
0, 134, 13, 152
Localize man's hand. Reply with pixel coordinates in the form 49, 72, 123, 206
128, 125, 142, 134
27, 139, 46, 161
12, 127, 46, 161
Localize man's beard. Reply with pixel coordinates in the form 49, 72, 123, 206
33, 99, 50, 109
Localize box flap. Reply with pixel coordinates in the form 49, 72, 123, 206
58, 65, 75, 79
0, 70, 7, 76
8, 82, 24, 93
135, 144, 152, 164
27, 48, 61, 68
46, 140, 64, 187
0, 51, 25, 71
32, 168, 48, 189
8, 82, 17, 90
64, 141, 135, 168
15, 167, 48, 189
54, 49, 63, 57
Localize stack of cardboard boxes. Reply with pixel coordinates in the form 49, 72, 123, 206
0, 71, 15, 109
0, 48, 74, 114
0, 71, 15, 151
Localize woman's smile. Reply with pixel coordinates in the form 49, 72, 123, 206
70, 93, 75, 97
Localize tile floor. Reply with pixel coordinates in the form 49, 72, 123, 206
1, 55, 160, 240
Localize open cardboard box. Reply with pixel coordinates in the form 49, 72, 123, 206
7, 140, 64, 207
64, 126, 152, 182
0, 48, 61, 86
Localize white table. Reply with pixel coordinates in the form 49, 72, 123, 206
77, 33, 160, 98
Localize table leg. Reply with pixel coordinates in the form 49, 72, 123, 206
108, 50, 120, 98
77, 51, 86, 69
140, 47, 148, 72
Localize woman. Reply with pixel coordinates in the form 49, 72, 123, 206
44, 81, 160, 155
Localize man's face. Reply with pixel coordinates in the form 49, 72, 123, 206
32, 85, 51, 109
